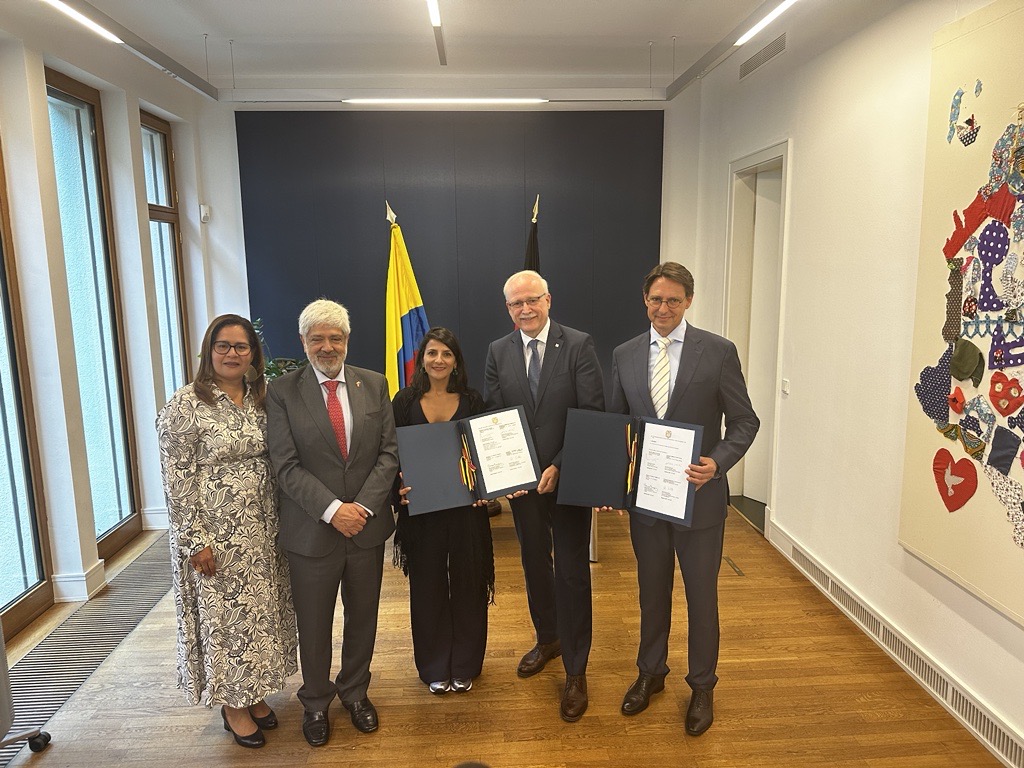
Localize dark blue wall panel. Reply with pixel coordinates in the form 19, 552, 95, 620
236, 110, 664, 394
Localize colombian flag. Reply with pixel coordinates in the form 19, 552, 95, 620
385, 221, 429, 398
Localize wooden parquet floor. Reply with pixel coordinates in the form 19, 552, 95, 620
7, 508, 1000, 768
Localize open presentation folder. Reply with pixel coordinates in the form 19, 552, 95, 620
556, 409, 704, 526
395, 405, 541, 516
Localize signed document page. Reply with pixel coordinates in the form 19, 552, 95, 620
468, 408, 538, 495
634, 423, 697, 521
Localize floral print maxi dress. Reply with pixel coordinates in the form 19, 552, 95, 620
157, 383, 297, 708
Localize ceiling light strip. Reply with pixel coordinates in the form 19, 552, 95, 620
343, 98, 549, 105
735, 0, 800, 46
37, 0, 218, 100
665, 0, 800, 99
39, 0, 122, 43
425, 0, 442, 27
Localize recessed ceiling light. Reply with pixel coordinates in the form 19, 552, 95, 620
39, 0, 123, 43
735, 0, 800, 46
343, 98, 549, 105
425, 0, 441, 27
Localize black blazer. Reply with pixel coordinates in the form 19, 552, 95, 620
483, 321, 605, 468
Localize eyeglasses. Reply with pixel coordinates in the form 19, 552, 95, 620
212, 341, 253, 355
506, 294, 548, 310
645, 296, 686, 309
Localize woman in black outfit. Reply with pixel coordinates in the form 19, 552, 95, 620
392, 327, 495, 694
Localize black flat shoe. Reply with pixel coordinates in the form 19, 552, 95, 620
221, 706, 265, 748
248, 705, 278, 730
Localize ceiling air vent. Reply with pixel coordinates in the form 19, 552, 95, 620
740, 32, 786, 80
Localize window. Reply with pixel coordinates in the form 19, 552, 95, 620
46, 70, 139, 555
0, 137, 52, 637
141, 111, 189, 401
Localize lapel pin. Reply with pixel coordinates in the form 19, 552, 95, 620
355, 381, 362, 387
555, 343, 560, 348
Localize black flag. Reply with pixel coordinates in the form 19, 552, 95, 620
524, 194, 539, 270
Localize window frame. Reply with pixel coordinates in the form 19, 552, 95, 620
45, 68, 142, 561
140, 109, 192, 386
0, 129, 55, 641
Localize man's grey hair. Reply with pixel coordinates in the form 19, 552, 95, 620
503, 270, 549, 299
298, 298, 351, 337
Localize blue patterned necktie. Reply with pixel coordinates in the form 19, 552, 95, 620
528, 338, 541, 400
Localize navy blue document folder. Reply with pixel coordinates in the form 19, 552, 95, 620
396, 406, 541, 516
557, 408, 703, 526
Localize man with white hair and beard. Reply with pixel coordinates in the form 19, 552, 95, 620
267, 298, 398, 747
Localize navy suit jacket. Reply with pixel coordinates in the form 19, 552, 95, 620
609, 324, 759, 530
484, 321, 605, 468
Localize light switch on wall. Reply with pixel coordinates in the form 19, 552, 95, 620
781, 378, 791, 395
200, 204, 211, 223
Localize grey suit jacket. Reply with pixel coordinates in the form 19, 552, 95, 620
484, 320, 605, 468
610, 324, 759, 530
267, 364, 398, 557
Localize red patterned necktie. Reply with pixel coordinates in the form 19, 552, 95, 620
322, 380, 349, 461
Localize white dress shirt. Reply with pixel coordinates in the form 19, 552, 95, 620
312, 366, 373, 522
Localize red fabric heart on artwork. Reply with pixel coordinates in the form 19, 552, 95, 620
932, 448, 977, 512
988, 371, 1024, 416
948, 386, 966, 413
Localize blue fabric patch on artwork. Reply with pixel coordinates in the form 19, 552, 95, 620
915, 347, 953, 422
988, 426, 1022, 475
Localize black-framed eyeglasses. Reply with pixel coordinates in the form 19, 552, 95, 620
507, 294, 548, 310
645, 296, 685, 309
212, 341, 253, 355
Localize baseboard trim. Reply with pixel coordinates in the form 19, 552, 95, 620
51, 558, 106, 602
767, 522, 1023, 768
141, 505, 169, 531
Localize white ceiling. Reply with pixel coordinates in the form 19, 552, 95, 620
78, 0, 770, 93
1, 0, 913, 103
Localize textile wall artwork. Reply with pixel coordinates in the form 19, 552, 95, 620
900, 0, 1024, 627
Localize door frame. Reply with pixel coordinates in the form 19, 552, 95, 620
723, 141, 790, 538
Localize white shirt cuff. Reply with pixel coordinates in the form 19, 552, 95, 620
322, 499, 342, 523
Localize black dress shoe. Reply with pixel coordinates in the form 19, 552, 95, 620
516, 640, 562, 678
302, 709, 330, 747
621, 672, 666, 715
685, 689, 714, 736
221, 706, 265, 749
343, 698, 379, 733
560, 674, 588, 722
248, 705, 278, 730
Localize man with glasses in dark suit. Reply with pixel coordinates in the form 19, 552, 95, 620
483, 270, 604, 722
607, 262, 758, 736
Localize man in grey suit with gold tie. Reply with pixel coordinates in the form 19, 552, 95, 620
608, 262, 758, 736
267, 299, 398, 747
484, 270, 604, 722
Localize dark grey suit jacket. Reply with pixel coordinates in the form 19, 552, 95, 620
610, 324, 759, 530
484, 321, 605, 467
267, 364, 398, 557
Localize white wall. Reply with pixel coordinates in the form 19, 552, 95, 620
664, 0, 1023, 735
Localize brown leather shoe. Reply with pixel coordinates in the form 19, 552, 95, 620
516, 640, 562, 678
621, 672, 665, 715
560, 674, 588, 722
685, 689, 714, 736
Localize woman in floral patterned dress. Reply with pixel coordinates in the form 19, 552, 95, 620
157, 314, 297, 749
